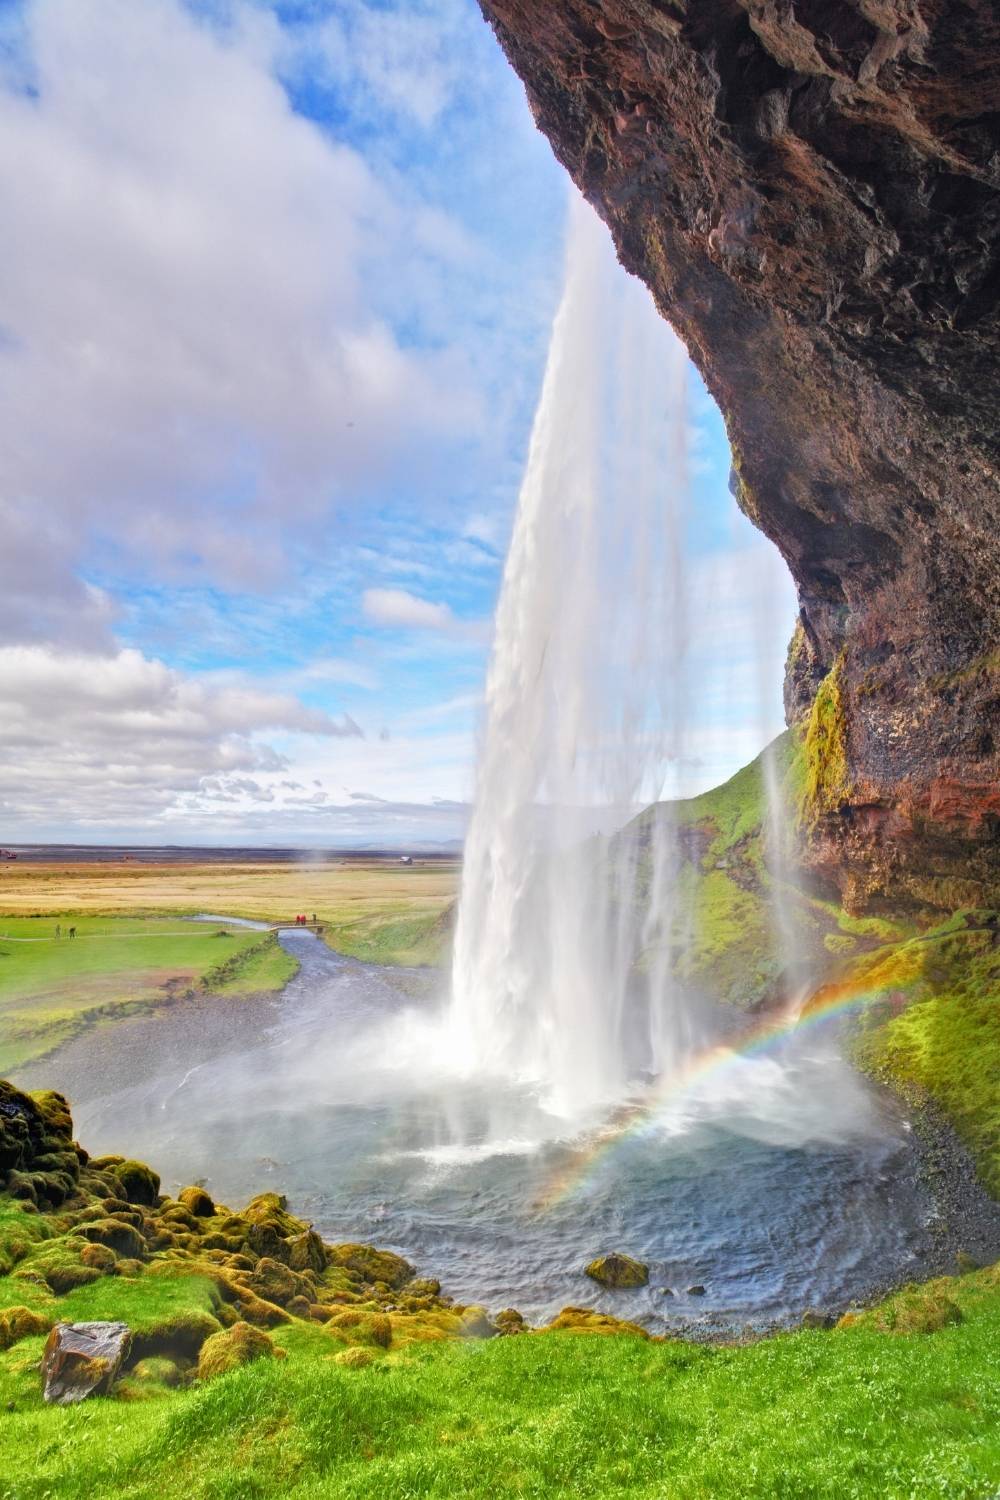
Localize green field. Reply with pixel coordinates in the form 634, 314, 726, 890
0, 916, 297, 1073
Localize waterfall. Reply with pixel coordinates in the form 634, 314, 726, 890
448, 195, 690, 1119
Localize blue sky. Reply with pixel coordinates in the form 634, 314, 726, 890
0, 0, 797, 846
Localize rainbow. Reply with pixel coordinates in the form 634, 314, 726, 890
533, 963, 913, 1211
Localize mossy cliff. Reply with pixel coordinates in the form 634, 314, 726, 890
476, 0, 1000, 914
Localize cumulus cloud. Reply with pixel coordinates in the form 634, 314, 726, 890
362, 587, 455, 631
0, 0, 481, 612
0, 645, 362, 827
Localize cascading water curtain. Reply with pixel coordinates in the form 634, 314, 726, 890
449, 193, 691, 1120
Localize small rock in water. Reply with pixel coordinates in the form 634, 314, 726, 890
585, 1253, 649, 1289
41, 1321, 130, 1405
494, 1308, 527, 1335
659, 1287, 675, 1297
686, 1284, 707, 1296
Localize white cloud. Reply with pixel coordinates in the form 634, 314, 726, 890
362, 587, 455, 631
0, 0, 481, 613
0, 644, 363, 827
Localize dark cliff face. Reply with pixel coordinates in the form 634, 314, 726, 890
479, 0, 1000, 911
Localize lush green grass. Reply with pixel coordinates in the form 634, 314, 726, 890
0, 918, 297, 1072
1, 1261, 999, 1498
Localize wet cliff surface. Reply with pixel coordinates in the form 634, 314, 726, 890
479, 0, 1000, 912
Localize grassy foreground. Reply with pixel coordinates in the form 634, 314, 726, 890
3, 1272, 1000, 1498
1, 1078, 999, 1500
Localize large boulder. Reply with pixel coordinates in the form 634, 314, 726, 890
40, 1321, 131, 1405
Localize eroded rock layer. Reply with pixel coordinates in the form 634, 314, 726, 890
479, 0, 1000, 910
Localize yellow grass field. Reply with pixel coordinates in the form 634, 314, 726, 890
0, 859, 459, 1074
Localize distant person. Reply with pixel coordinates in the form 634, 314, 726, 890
55, 924, 61, 939
311, 913, 317, 924
68, 926, 76, 939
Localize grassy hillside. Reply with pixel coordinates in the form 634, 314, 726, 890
2, 1267, 1000, 1498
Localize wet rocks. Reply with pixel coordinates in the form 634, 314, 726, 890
585, 1252, 649, 1289
41, 1321, 131, 1405
687, 1285, 707, 1297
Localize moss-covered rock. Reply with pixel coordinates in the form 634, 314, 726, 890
287, 1229, 327, 1274
458, 1305, 498, 1339
494, 1308, 527, 1335
584, 1253, 649, 1289
246, 1256, 300, 1306
80, 1243, 117, 1271
334, 1345, 375, 1368
0, 1304, 53, 1349
131, 1309, 222, 1362
80, 1219, 147, 1260
112, 1160, 161, 1207
547, 1306, 650, 1338
196, 1321, 274, 1381
327, 1242, 414, 1289
178, 1186, 216, 1217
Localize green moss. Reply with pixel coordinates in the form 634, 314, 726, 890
327, 1243, 414, 1290
854, 919, 1000, 1194
112, 1159, 161, 1207
798, 652, 852, 828
203, 932, 298, 996
197, 1321, 275, 1380
584, 1253, 649, 1289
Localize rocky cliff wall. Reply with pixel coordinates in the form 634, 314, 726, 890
479, 0, 1000, 911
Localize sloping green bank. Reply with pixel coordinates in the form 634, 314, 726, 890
1, 1080, 999, 1499
2, 1269, 1000, 1499
849, 916, 1000, 1196
0, 919, 297, 1073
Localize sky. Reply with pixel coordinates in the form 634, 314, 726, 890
0, 0, 798, 849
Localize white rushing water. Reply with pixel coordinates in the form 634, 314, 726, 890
448, 195, 691, 1119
